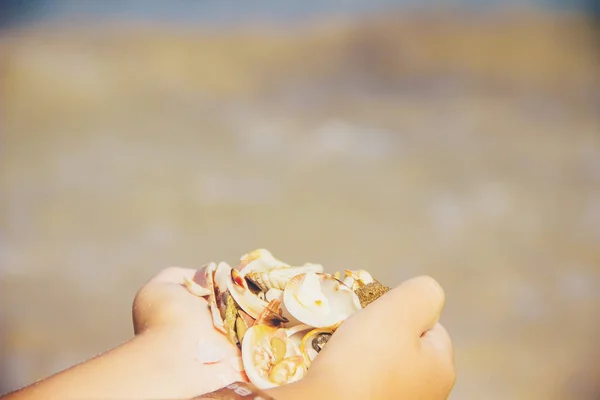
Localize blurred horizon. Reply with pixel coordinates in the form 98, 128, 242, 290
0, 0, 598, 30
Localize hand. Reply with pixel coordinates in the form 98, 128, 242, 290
0, 266, 248, 400
132, 267, 246, 394
268, 276, 455, 400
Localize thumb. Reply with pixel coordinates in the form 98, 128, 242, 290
367, 275, 445, 337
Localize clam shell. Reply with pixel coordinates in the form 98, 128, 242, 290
342, 269, 374, 291
239, 249, 291, 276
245, 263, 324, 292
254, 299, 288, 328
265, 288, 283, 302
184, 262, 226, 334
227, 268, 269, 319
263, 287, 303, 328
283, 272, 362, 328
214, 262, 234, 320
241, 325, 307, 390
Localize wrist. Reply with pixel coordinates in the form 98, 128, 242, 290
135, 327, 223, 398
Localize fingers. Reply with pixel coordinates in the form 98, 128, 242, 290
421, 323, 456, 393
377, 275, 446, 336
421, 323, 454, 362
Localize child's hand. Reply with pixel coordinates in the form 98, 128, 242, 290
132, 267, 246, 392
1, 267, 454, 400
268, 276, 456, 400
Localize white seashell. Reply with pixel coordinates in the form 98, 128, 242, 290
214, 262, 233, 292
246, 264, 324, 292
184, 263, 226, 334
283, 272, 362, 328
239, 249, 291, 276
282, 325, 313, 356
265, 288, 283, 302
263, 287, 303, 328
241, 325, 307, 390
343, 269, 374, 291
298, 328, 334, 366
227, 268, 269, 319
184, 262, 216, 297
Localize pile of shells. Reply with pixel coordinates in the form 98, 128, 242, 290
184, 249, 391, 390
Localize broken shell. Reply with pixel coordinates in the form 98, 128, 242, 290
254, 299, 289, 328
268, 356, 305, 386
236, 316, 248, 343
238, 309, 255, 329
311, 332, 332, 353
192, 249, 392, 390
239, 249, 291, 276
246, 264, 324, 292
283, 272, 362, 328
183, 277, 211, 297
265, 288, 283, 302
225, 294, 240, 345
262, 287, 303, 328
214, 262, 234, 319
270, 336, 287, 364
279, 325, 311, 358
299, 328, 334, 366
184, 262, 226, 334
354, 281, 392, 308
343, 269, 375, 291
227, 268, 269, 319
241, 325, 307, 390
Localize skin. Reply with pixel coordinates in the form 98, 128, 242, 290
1, 267, 455, 400
271, 275, 456, 400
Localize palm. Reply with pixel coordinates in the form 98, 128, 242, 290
133, 267, 247, 388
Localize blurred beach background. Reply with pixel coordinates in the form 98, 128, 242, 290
1, 1, 600, 398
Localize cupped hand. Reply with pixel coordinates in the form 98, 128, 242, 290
270, 276, 456, 400
133, 268, 455, 400
132, 267, 247, 393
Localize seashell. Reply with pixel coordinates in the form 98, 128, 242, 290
239, 249, 291, 276
254, 299, 288, 328
311, 332, 332, 353
342, 269, 374, 291
184, 262, 226, 334
183, 277, 211, 297
245, 263, 324, 292
238, 309, 255, 329
270, 336, 287, 364
299, 328, 334, 366
235, 316, 248, 343
214, 262, 234, 319
268, 356, 305, 386
235, 309, 257, 343
227, 268, 269, 319
283, 272, 362, 328
354, 281, 392, 308
191, 249, 390, 390
263, 287, 303, 328
225, 294, 240, 345
241, 325, 307, 390
265, 288, 283, 302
